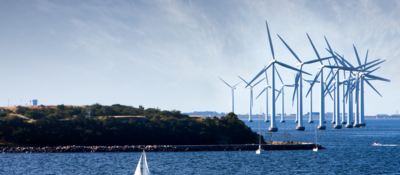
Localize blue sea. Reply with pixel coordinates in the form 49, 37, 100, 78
1, 119, 400, 174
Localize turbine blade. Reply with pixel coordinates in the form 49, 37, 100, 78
266, 21, 275, 60
292, 73, 300, 104
368, 67, 380, 74
325, 68, 333, 82
324, 36, 339, 66
265, 70, 269, 84
335, 53, 354, 68
232, 81, 242, 88
364, 60, 386, 71
353, 45, 362, 66
324, 65, 359, 71
304, 57, 331, 65
256, 88, 267, 99
365, 79, 382, 97
277, 34, 302, 63
324, 83, 334, 100
324, 70, 338, 93
275, 67, 284, 84
275, 87, 283, 101
245, 65, 270, 88
275, 61, 312, 75
238, 76, 249, 86
306, 33, 322, 64
253, 78, 266, 87
305, 69, 322, 97
219, 77, 232, 88
364, 49, 369, 69
355, 59, 380, 69
363, 74, 390, 82
329, 52, 347, 67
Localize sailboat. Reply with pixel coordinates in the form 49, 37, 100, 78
256, 116, 265, 154
135, 150, 151, 175
313, 125, 318, 152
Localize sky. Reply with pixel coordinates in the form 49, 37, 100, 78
0, 0, 399, 115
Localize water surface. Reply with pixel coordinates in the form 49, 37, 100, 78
1, 119, 399, 174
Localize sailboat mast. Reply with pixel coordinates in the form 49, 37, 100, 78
259, 115, 261, 148
315, 125, 317, 147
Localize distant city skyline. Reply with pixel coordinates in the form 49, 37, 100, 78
0, 0, 399, 115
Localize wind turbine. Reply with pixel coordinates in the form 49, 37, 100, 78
219, 77, 241, 113
244, 21, 311, 132
274, 68, 294, 123
305, 59, 358, 130
277, 34, 332, 131
335, 47, 388, 127
303, 79, 320, 123
255, 71, 271, 122
352, 46, 389, 127
239, 76, 265, 122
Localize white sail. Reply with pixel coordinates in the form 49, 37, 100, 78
134, 155, 142, 175
143, 151, 151, 175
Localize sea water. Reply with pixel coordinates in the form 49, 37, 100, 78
1, 119, 399, 174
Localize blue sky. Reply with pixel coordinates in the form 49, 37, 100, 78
0, 0, 399, 115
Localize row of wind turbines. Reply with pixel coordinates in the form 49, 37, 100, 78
219, 21, 390, 132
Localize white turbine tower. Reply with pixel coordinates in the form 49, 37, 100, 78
303, 79, 320, 124
239, 76, 265, 122
274, 68, 294, 123
256, 71, 271, 122
219, 77, 241, 113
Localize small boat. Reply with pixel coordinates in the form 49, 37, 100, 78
256, 145, 264, 154
373, 142, 381, 146
134, 150, 151, 175
313, 125, 318, 152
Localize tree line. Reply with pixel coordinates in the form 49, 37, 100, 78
0, 104, 263, 146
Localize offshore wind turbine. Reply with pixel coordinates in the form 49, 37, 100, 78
244, 21, 311, 132
303, 78, 333, 124
344, 67, 388, 127
352, 46, 389, 127
274, 68, 294, 123
256, 71, 271, 122
239, 76, 265, 122
303, 79, 321, 123
336, 47, 388, 127
305, 59, 358, 130
219, 77, 241, 113
277, 34, 332, 131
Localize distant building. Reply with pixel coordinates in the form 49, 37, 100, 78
32, 99, 38, 106
182, 111, 226, 117
305, 112, 320, 116
377, 114, 389, 117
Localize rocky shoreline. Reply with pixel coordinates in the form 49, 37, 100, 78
0, 143, 324, 153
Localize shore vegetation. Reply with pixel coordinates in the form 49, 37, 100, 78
0, 104, 263, 146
